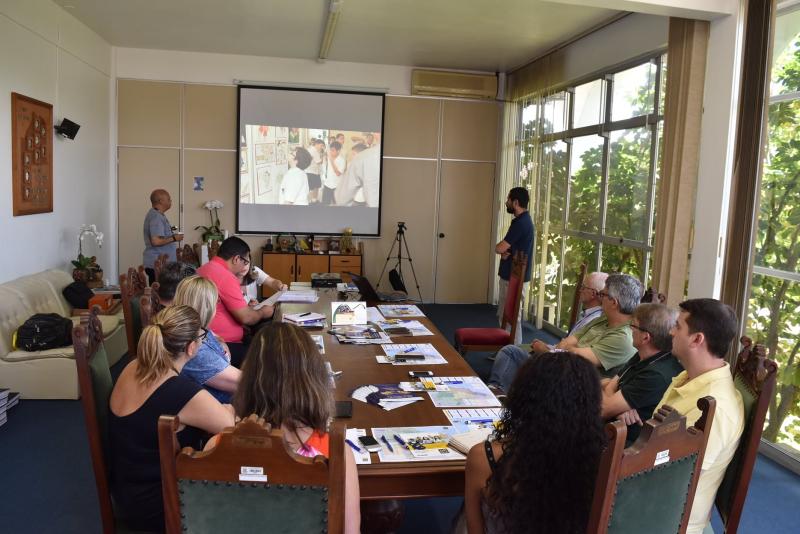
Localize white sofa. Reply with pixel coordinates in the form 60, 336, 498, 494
0, 270, 127, 399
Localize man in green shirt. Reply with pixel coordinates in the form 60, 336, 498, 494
489, 273, 641, 393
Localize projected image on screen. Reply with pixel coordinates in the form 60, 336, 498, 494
237, 86, 385, 236
239, 126, 381, 207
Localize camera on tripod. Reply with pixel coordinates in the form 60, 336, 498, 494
397, 222, 407, 232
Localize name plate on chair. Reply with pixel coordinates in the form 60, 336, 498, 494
654, 449, 670, 467
239, 466, 268, 482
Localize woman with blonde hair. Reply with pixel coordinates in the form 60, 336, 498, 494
233, 322, 361, 534
109, 305, 235, 532
173, 275, 241, 402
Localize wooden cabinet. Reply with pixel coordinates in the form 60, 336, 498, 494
296, 255, 329, 282
330, 255, 362, 282
260, 252, 363, 296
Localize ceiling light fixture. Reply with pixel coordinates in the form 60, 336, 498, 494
318, 0, 343, 63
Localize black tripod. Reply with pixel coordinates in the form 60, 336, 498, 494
377, 222, 423, 303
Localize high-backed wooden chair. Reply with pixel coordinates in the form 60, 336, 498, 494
153, 254, 169, 281
176, 244, 200, 267
587, 398, 716, 534
453, 252, 527, 356
641, 287, 667, 304
567, 263, 588, 332
714, 337, 778, 533
158, 415, 346, 534
119, 266, 148, 356
139, 285, 160, 328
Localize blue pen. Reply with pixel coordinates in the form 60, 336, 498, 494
345, 439, 362, 453
393, 434, 407, 447
402, 347, 416, 354
380, 434, 394, 452
469, 419, 495, 424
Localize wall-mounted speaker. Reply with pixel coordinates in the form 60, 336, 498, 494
55, 118, 80, 140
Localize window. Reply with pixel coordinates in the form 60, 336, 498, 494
746, 5, 800, 462
517, 56, 665, 332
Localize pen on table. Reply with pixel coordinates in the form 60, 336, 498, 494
393, 434, 407, 448
402, 347, 416, 353
345, 439, 362, 453
299, 312, 311, 317
380, 435, 394, 452
469, 419, 495, 424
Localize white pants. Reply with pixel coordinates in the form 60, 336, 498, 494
497, 279, 528, 345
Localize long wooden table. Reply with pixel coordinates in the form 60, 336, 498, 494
277, 289, 483, 501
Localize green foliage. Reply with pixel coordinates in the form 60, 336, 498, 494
744, 37, 800, 453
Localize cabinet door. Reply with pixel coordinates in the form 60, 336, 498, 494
262, 253, 295, 297
296, 255, 330, 282
330, 256, 362, 282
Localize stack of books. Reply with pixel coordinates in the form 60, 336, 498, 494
282, 312, 326, 328
0, 389, 21, 428
330, 325, 392, 345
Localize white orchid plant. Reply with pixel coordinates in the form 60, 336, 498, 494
73, 224, 104, 273
196, 200, 225, 242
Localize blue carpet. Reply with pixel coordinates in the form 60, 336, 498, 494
0, 304, 797, 533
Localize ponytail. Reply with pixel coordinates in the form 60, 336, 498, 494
134, 305, 201, 385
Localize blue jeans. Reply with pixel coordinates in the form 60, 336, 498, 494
488, 345, 530, 393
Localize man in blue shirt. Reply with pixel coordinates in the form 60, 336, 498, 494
142, 189, 183, 283
495, 187, 534, 344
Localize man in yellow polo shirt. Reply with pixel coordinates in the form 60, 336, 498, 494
655, 298, 744, 534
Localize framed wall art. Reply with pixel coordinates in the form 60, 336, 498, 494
11, 92, 53, 216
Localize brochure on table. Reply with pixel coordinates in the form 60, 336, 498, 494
345, 428, 372, 465
377, 304, 425, 318
375, 319, 434, 337
370, 426, 464, 463
331, 301, 368, 325
378, 343, 447, 365
424, 377, 502, 408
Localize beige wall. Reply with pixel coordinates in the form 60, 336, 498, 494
118, 81, 498, 302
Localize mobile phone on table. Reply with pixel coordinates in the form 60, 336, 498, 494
396, 353, 425, 360
358, 435, 383, 453
408, 371, 434, 378
335, 400, 353, 418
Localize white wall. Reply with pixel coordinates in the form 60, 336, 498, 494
115, 47, 417, 95
0, 0, 112, 284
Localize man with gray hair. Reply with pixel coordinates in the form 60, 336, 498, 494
488, 273, 641, 393
568, 271, 608, 336
601, 303, 683, 443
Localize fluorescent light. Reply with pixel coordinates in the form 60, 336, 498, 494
318, 0, 343, 62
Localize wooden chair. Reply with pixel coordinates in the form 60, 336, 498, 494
119, 266, 148, 356
139, 285, 160, 327
153, 254, 169, 281
453, 252, 527, 356
714, 336, 778, 533
587, 397, 717, 534
641, 287, 667, 304
158, 415, 346, 534
567, 263, 588, 332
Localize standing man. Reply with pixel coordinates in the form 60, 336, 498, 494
495, 187, 534, 344
197, 237, 275, 367
568, 271, 608, 336
143, 189, 183, 284
322, 141, 346, 205
335, 134, 381, 207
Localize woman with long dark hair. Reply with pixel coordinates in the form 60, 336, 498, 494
464, 352, 606, 534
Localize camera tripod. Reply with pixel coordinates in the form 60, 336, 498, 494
377, 222, 423, 303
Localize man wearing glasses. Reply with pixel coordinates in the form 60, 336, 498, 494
600, 303, 683, 444
197, 237, 274, 366
568, 271, 608, 336
488, 273, 641, 394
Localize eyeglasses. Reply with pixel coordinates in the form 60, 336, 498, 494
580, 285, 597, 293
630, 324, 650, 335
597, 291, 610, 300
238, 255, 251, 266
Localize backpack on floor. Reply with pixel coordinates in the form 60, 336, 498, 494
15, 313, 73, 351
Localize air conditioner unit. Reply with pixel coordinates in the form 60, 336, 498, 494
411, 70, 498, 100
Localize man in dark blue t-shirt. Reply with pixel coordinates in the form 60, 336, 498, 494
495, 187, 534, 344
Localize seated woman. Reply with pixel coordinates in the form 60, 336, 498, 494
233, 322, 361, 534
109, 305, 235, 532
464, 352, 605, 534
173, 275, 241, 402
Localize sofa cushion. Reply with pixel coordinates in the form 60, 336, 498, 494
4, 270, 72, 317
70, 315, 121, 337
3, 346, 75, 362
0, 287, 34, 356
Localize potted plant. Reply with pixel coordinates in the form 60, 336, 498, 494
196, 200, 225, 242
73, 224, 104, 287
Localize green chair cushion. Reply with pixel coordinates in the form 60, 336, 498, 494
179, 480, 329, 533
608, 454, 698, 534
89, 342, 113, 458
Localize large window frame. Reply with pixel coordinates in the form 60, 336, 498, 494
516, 53, 666, 333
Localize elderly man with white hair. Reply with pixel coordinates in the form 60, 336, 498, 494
567, 271, 608, 336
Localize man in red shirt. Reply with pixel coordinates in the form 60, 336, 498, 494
197, 237, 274, 366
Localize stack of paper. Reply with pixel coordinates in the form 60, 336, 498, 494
378, 344, 448, 365
351, 384, 424, 411
0, 389, 20, 429
278, 290, 319, 303
448, 427, 495, 455
370, 426, 464, 463
375, 319, 433, 336
283, 312, 326, 328
330, 325, 392, 344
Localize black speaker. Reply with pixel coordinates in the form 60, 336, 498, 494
55, 118, 80, 140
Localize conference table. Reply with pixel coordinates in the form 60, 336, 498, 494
277, 288, 488, 501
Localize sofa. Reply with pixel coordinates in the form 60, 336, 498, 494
0, 270, 128, 399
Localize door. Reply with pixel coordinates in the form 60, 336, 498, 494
117, 148, 180, 274
262, 253, 295, 297
434, 161, 495, 303
296, 255, 329, 283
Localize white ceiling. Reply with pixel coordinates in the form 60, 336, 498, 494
54, 0, 622, 72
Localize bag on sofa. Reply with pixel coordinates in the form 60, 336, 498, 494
62, 281, 94, 309
15, 313, 73, 351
